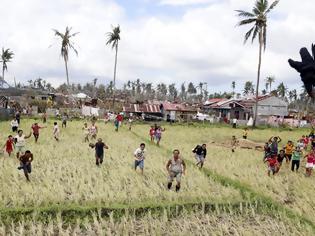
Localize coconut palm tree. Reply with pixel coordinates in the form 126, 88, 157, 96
0, 48, 14, 82
106, 25, 121, 110
232, 81, 236, 96
266, 76, 275, 93
236, 0, 280, 127
53, 26, 79, 88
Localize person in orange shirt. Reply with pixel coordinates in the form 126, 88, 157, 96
285, 140, 294, 163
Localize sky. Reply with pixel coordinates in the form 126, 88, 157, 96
0, 0, 315, 94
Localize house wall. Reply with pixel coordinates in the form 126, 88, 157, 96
255, 97, 288, 117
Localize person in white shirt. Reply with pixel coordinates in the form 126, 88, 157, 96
53, 122, 60, 141
134, 143, 146, 175
232, 118, 237, 129
11, 118, 19, 132
14, 130, 32, 158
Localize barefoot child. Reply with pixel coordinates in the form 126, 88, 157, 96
166, 149, 186, 192
291, 147, 302, 172
90, 138, 109, 166
304, 149, 315, 177
53, 122, 60, 141
264, 155, 278, 176
10, 118, 19, 133
149, 126, 155, 142
192, 144, 207, 169
31, 123, 46, 143
242, 128, 248, 139
82, 123, 90, 142
134, 143, 146, 174
3, 135, 14, 157
89, 121, 98, 139
269, 136, 282, 155
285, 140, 294, 163
14, 130, 32, 159
17, 150, 33, 181
277, 149, 286, 167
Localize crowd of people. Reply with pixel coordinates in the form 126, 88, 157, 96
1, 111, 314, 191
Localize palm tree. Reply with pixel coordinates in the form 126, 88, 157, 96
0, 48, 14, 82
232, 81, 236, 96
277, 82, 287, 98
53, 26, 79, 87
236, 0, 280, 127
243, 81, 255, 95
106, 25, 121, 109
266, 76, 275, 93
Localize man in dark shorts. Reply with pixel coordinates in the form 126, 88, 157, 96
166, 149, 186, 192
17, 150, 33, 181
15, 111, 21, 124
31, 123, 46, 143
269, 136, 282, 155
90, 138, 109, 166
277, 149, 286, 167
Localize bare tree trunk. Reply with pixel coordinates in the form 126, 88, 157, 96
64, 58, 70, 88
2, 65, 4, 81
112, 44, 118, 111
253, 32, 263, 128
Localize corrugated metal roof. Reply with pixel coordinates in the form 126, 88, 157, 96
123, 104, 162, 113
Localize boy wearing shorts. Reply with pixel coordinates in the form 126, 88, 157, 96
192, 144, 207, 169
304, 149, 315, 177
17, 150, 34, 181
90, 138, 109, 166
134, 143, 146, 175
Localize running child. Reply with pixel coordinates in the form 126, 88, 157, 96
277, 149, 286, 167
149, 126, 155, 142
269, 136, 282, 155
31, 123, 46, 143
89, 121, 98, 139
304, 149, 315, 177
291, 147, 302, 172
192, 144, 207, 169
166, 149, 186, 192
155, 126, 165, 146
82, 123, 90, 142
285, 140, 294, 163
263, 142, 271, 161
53, 122, 60, 141
90, 138, 109, 166
17, 150, 33, 181
264, 155, 278, 176
231, 136, 239, 152
3, 135, 14, 157
14, 130, 32, 159
10, 118, 19, 133
62, 113, 68, 128
134, 143, 146, 175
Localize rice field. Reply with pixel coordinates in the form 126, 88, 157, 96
1, 119, 315, 235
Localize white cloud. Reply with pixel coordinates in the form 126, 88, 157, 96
0, 0, 314, 94
159, 0, 216, 6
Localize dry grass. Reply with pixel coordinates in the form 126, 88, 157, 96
133, 124, 315, 222
0, 120, 241, 208
0, 208, 313, 236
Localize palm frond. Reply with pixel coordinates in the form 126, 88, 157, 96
235, 10, 255, 18
265, 0, 280, 14
238, 18, 256, 26
251, 25, 260, 43
244, 26, 255, 44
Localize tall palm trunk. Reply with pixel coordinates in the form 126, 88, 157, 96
253, 31, 263, 128
2, 64, 4, 81
112, 44, 118, 110
269, 81, 272, 93
64, 58, 70, 88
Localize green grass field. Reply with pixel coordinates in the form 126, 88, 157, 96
0, 119, 314, 235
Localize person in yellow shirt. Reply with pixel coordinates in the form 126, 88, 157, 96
285, 140, 294, 163
242, 128, 248, 139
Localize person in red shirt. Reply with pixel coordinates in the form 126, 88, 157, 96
304, 149, 315, 177
117, 114, 123, 126
149, 126, 155, 142
3, 135, 14, 157
302, 135, 309, 150
264, 155, 279, 176
31, 123, 46, 143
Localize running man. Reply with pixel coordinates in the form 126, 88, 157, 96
31, 123, 46, 143
11, 118, 19, 133
277, 149, 286, 167
62, 113, 68, 128
155, 126, 165, 146
14, 130, 32, 159
242, 128, 248, 139
192, 144, 207, 169
90, 138, 109, 166
264, 155, 278, 177
134, 143, 146, 174
166, 149, 186, 192
17, 150, 33, 181
149, 126, 155, 142
53, 122, 60, 141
